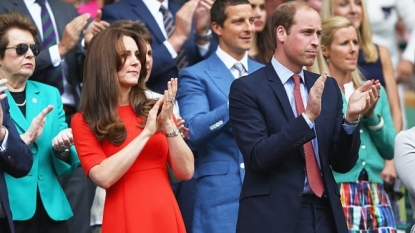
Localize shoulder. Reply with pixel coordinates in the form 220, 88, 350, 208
27, 81, 60, 94
395, 127, 415, 143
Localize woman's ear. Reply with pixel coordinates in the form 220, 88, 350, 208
321, 45, 329, 58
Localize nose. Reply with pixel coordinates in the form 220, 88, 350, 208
349, 3, 357, 12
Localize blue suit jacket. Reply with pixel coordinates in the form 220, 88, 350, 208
229, 64, 360, 233
177, 52, 263, 233
0, 99, 33, 233
101, 0, 216, 94
5, 81, 79, 221
0, 0, 85, 106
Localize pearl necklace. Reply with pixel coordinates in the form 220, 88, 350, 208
16, 99, 26, 107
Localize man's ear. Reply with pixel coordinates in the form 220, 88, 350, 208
211, 22, 222, 37
276, 25, 286, 43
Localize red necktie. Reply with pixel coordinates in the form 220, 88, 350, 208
292, 74, 324, 197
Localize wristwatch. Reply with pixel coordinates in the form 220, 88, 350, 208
165, 128, 180, 138
53, 148, 70, 159
344, 115, 360, 125
195, 29, 212, 41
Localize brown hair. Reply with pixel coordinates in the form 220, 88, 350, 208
0, 12, 38, 59
255, 18, 274, 64
80, 28, 154, 145
270, 1, 316, 46
109, 20, 153, 45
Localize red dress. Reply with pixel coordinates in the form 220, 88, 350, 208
72, 105, 186, 233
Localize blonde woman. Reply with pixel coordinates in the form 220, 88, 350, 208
321, 0, 401, 197
311, 16, 397, 232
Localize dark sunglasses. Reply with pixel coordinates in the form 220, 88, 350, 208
5, 43, 41, 56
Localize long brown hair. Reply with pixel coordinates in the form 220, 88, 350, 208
80, 28, 155, 145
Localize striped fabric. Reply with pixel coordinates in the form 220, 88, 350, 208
159, 5, 188, 71
339, 181, 396, 233
37, 0, 64, 94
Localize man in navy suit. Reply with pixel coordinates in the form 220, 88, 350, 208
101, 0, 216, 94
177, 0, 262, 232
0, 79, 33, 233
229, 2, 381, 233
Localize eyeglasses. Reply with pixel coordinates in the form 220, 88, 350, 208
5, 44, 41, 56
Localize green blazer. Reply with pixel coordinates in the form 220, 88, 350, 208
5, 81, 79, 221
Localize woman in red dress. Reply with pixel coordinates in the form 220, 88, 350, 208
71, 28, 194, 233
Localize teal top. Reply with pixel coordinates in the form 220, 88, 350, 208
333, 87, 396, 184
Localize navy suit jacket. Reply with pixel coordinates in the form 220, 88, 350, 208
177, 52, 263, 233
0, 99, 33, 233
0, 0, 85, 106
101, 0, 216, 94
229, 63, 360, 233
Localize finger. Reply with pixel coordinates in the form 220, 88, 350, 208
39, 105, 54, 118
0, 78, 8, 86
171, 78, 178, 95
358, 80, 374, 92
151, 97, 164, 115
95, 10, 102, 22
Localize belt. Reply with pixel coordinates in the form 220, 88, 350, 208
63, 104, 76, 115
358, 169, 369, 181
301, 193, 329, 205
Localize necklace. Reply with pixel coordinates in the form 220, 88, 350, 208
16, 99, 26, 107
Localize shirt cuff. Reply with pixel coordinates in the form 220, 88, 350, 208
1, 126, 9, 150
342, 123, 358, 135
197, 42, 210, 57
301, 113, 314, 129
49, 44, 62, 67
163, 40, 178, 59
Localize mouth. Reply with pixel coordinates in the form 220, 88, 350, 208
254, 21, 264, 27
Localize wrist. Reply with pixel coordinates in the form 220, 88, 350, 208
344, 114, 360, 125
165, 128, 180, 138
53, 148, 70, 160
194, 29, 212, 41
0, 126, 6, 142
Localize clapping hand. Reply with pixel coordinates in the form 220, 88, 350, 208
346, 80, 380, 121
21, 105, 53, 145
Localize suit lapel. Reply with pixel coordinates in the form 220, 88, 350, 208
130, 0, 166, 44
8, 82, 43, 133
206, 53, 235, 97
10, 0, 42, 45
266, 63, 295, 121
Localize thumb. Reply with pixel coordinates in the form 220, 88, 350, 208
95, 9, 102, 22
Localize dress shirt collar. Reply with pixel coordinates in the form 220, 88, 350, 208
271, 56, 305, 84
24, 0, 37, 5
215, 46, 249, 71
143, 0, 169, 17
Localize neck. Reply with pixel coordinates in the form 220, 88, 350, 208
0, 70, 27, 92
249, 33, 258, 58
119, 88, 131, 106
329, 67, 352, 93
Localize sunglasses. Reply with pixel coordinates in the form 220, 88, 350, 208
5, 43, 41, 56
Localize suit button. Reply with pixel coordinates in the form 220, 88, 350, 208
302, 167, 306, 172
361, 145, 366, 149
298, 192, 303, 196
31, 148, 37, 154
362, 161, 366, 166
38, 175, 44, 181
240, 163, 245, 169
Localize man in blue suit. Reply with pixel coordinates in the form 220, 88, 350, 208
229, 2, 381, 233
177, 0, 262, 232
0, 79, 33, 233
101, 0, 216, 94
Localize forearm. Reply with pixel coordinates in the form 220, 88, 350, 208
89, 129, 152, 189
